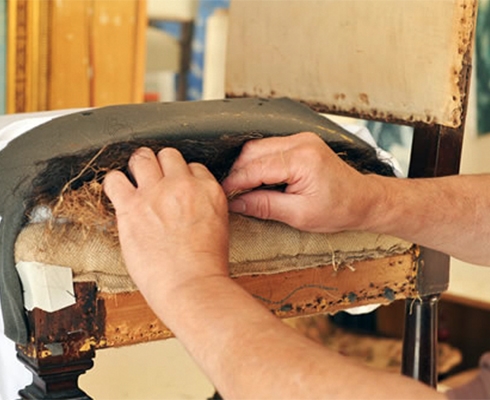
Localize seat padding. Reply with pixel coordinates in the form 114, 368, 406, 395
15, 214, 413, 294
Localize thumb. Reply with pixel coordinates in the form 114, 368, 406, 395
229, 190, 303, 228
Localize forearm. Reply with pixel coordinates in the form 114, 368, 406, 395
363, 174, 490, 266
145, 275, 445, 399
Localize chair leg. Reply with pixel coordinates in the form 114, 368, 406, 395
401, 294, 439, 388
15, 282, 99, 399
17, 348, 94, 400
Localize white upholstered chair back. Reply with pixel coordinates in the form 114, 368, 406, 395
226, 0, 476, 129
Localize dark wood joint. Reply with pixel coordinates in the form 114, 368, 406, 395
414, 248, 450, 296
16, 282, 102, 400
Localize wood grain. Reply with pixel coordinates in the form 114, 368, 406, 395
98, 251, 418, 348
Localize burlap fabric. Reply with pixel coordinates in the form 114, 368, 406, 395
14, 213, 413, 293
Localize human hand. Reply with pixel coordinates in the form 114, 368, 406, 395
222, 132, 383, 233
103, 147, 229, 303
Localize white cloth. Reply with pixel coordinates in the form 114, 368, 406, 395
342, 124, 403, 178
0, 308, 31, 400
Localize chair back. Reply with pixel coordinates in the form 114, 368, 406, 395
225, 0, 476, 130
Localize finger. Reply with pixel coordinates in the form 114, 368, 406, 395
103, 170, 137, 211
157, 147, 190, 177
222, 132, 325, 194
231, 132, 320, 170
231, 136, 289, 170
128, 147, 163, 188
188, 162, 216, 181
222, 151, 292, 194
228, 190, 305, 228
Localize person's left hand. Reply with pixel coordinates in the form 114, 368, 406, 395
103, 147, 229, 306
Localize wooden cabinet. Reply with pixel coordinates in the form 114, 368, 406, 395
7, 0, 146, 113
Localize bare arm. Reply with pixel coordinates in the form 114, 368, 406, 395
103, 146, 444, 399
143, 266, 444, 400
222, 132, 490, 266
367, 173, 490, 266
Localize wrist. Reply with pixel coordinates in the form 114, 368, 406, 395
143, 272, 240, 336
139, 262, 230, 312
350, 174, 395, 233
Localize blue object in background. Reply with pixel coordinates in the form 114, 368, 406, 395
187, 0, 230, 100
476, 0, 490, 135
153, 20, 182, 41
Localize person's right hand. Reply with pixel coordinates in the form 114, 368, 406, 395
222, 132, 385, 233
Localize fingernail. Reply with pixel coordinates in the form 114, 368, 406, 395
134, 147, 152, 156
229, 198, 246, 213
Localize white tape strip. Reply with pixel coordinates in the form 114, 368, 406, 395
16, 261, 76, 312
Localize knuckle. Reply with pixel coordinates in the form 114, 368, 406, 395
188, 161, 204, 169
189, 162, 209, 176
132, 147, 154, 160
298, 131, 318, 140
254, 195, 272, 220
241, 140, 256, 154
129, 147, 153, 169
297, 131, 322, 145
233, 164, 253, 184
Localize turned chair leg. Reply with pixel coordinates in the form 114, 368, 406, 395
401, 294, 439, 388
17, 347, 94, 400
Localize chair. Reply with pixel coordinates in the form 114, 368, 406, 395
4, 0, 477, 398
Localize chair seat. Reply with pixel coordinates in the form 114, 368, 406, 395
15, 213, 414, 292
0, 97, 399, 345
14, 213, 418, 347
